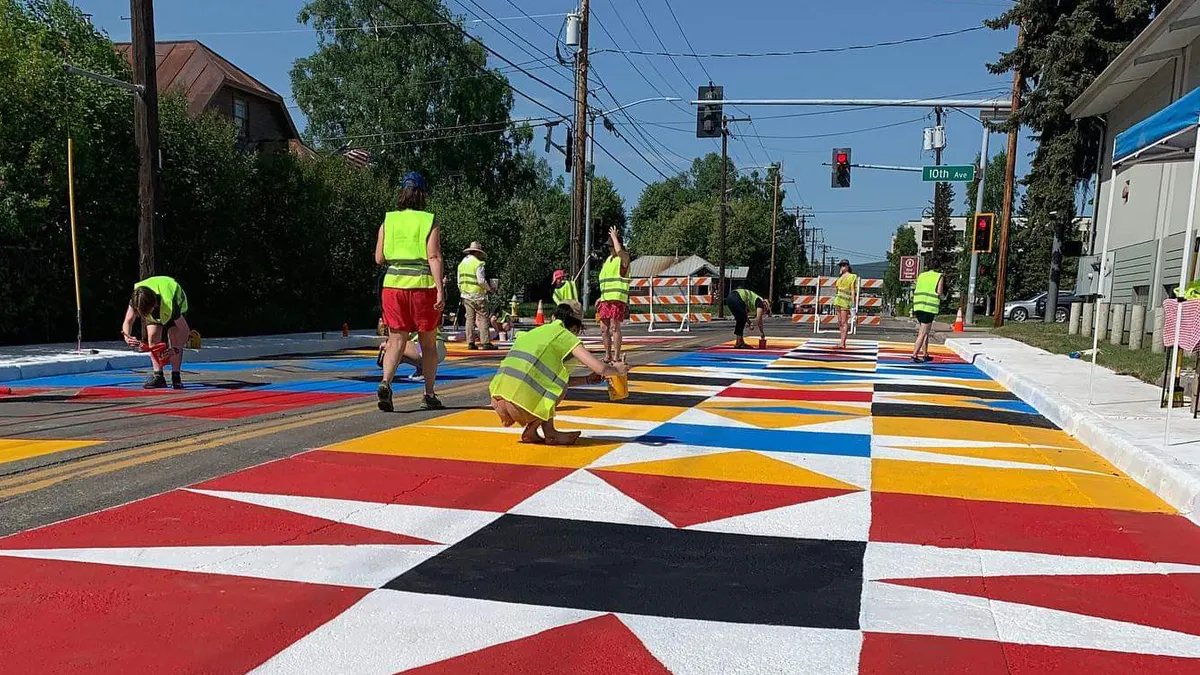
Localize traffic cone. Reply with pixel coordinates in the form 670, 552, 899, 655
953, 307, 965, 333
534, 300, 545, 326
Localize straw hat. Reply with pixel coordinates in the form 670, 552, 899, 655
560, 299, 584, 321
463, 241, 486, 259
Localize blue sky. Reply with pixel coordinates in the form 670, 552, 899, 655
77, 0, 1024, 264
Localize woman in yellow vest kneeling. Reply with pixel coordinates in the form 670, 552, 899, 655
490, 300, 630, 445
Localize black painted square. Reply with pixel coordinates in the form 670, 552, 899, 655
386, 514, 865, 628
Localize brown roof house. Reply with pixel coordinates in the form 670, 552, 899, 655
115, 40, 308, 155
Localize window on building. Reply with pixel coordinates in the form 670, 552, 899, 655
233, 98, 248, 139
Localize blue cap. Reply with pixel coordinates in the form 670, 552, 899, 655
401, 171, 427, 192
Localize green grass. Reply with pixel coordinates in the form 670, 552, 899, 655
993, 321, 1166, 385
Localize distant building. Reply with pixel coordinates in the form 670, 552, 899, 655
115, 40, 306, 155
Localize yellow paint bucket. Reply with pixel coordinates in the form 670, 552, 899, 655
607, 374, 629, 401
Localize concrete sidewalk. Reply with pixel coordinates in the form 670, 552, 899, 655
0, 331, 380, 383
946, 336, 1200, 524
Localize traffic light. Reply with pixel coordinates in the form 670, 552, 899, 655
696, 85, 723, 139
831, 148, 851, 188
972, 212, 995, 253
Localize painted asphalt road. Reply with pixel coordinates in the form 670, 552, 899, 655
4, 332, 1198, 673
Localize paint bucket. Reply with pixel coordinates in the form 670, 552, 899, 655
607, 374, 629, 401
758, 337, 767, 350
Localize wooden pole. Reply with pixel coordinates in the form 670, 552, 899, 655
768, 164, 780, 307
130, 0, 162, 279
993, 27, 1024, 328
718, 118, 728, 318
571, 0, 590, 277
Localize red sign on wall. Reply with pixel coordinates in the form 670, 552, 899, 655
899, 255, 920, 283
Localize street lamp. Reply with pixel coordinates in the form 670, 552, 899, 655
582, 97, 680, 310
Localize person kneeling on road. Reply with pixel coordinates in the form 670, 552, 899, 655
489, 301, 629, 445
121, 275, 190, 390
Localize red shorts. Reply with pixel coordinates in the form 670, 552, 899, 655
597, 301, 627, 322
382, 288, 440, 333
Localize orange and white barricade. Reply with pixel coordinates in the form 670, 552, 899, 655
792, 277, 884, 333
629, 276, 712, 332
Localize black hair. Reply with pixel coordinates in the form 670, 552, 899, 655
840, 261, 853, 273
131, 287, 159, 317
554, 303, 584, 333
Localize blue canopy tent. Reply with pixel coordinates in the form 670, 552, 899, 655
1094, 86, 1200, 441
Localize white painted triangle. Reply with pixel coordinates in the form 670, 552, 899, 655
587, 442, 743, 469
0, 545, 442, 588
553, 415, 662, 432
666, 407, 760, 429
758, 451, 871, 490
250, 590, 601, 675
509, 469, 674, 528
782, 416, 873, 435
871, 446, 1108, 475
185, 489, 499, 546
619, 613, 862, 675
420, 423, 648, 441
864, 542, 1200, 581
688, 490, 870, 542
861, 581, 1200, 658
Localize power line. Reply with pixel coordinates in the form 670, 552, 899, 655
633, 0, 694, 96
156, 13, 568, 39
449, 0, 575, 88
592, 25, 987, 58
661, 0, 712, 82
731, 117, 927, 140
316, 116, 555, 144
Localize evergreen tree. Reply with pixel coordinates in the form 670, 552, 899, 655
927, 182, 957, 291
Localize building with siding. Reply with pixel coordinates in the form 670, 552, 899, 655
115, 40, 304, 155
1068, 0, 1200, 317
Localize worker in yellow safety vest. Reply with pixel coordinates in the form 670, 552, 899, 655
458, 241, 499, 351
724, 287, 769, 349
833, 259, 859, 349
551, 269, 579, 306
596, 227, 632, 363
490, 300, 630, 445
121, 275, 191, 389
374, 171, 446, 412
911, 268, 945, 363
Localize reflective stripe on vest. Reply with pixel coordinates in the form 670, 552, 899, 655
458, 255, 485, 295
552, 280, 579, 306
834, 274, 858, 309
598, 256, 630, 303
382, 210, 435, 289
913, 271, 942, 314
488, 321, 578, 421
735, 288, 761, 307
133, 276, 187, 325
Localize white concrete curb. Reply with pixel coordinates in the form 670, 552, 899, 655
0, 333, 380, 383
946, 338, 1200, 525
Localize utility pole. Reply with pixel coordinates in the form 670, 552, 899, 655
766, 163, 794, 308
130, 0, 163, 279
570, 0, 590, 277
965, 117, 993, 325
993, 27, 1024, 328
717, 115, 752, 318
1045, 210, 1065, 323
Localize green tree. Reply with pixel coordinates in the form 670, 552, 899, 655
957, 150, 1012, 308
926, 182, 957, 290
884, 225, 918, 310
291, 0, 536, 200
986, 1, 1163, 279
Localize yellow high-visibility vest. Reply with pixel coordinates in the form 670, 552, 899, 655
488, 320, 581, 421
382, 210, 435, 289
834, 273, 858, 309
133, 276, 188, 324
913, 270, 942, 314
552, 280, 579, 306
734, 288, 762, 307
598, 256, 630, 303
458, 255, 485, 296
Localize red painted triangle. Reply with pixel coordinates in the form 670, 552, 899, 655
0, 556, 369, 675
0, 489, 434, 549
397, 614, 670, 675
590, 470, 857, 528
885, 574, 1200, 637
861, 632, 1200, 674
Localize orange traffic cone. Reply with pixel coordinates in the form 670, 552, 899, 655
534, 300, 545, 326
952, 307, 964, 333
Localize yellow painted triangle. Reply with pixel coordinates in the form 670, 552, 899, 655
875, 417, 1083, 449
704, 409, 853, 429
895, 444, 1120, 474
598, 450, 858, 490
0, 438, 101, 464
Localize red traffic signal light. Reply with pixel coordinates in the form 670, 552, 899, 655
972, 212, 995, 253
831, 147, 851, 188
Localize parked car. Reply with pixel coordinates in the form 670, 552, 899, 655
1004, 289, 1083, 323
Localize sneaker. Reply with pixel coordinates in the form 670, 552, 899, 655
467, 343, 479, 351
143, 372, 167, 389
481, 343, 499, 351
376, 383, 394, 412
922, 355, 934, 363
422, 393, 444, 410
170, 373, 184, 390
408, 371, 425, 382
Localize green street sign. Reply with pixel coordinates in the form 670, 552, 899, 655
922, 165, 975, 182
